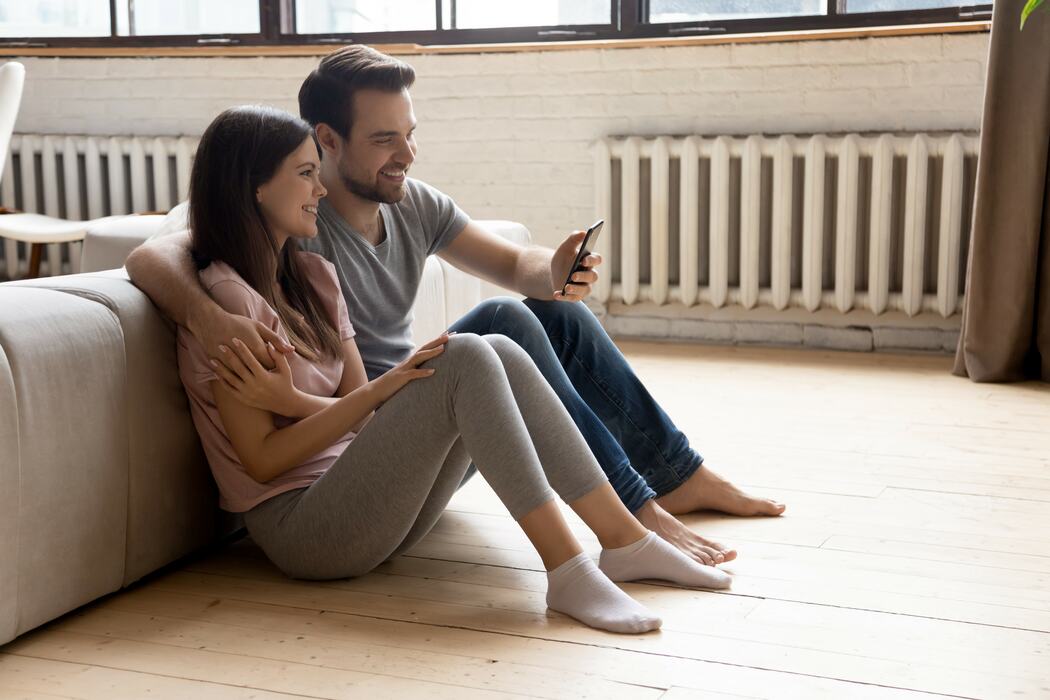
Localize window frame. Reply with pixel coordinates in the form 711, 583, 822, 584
0, 0, 992, 48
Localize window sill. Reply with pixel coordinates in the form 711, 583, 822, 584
0, 21, 989, 58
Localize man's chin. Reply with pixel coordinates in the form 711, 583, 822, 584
348, 180, 406, 205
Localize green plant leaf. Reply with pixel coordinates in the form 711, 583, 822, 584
1021, 0, 1045, 30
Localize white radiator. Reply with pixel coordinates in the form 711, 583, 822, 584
594, 133, 980, 322
0, 133, 199, 279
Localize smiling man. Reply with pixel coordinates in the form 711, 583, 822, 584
126, 45, 784, 567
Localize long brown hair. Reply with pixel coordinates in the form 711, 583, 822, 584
189, 105, 341, 361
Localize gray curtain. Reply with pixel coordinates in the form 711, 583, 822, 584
954, 0, 1050, 382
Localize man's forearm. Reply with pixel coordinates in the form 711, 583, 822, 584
514, 246, 558, 300
125, 232, 217, 334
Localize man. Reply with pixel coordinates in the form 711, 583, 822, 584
126, 45, 784, 566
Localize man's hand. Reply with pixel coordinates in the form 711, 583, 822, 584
551, 230, 603, 302
196, 307, 294, 371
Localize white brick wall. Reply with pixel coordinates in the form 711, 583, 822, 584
10, 32, 988, 249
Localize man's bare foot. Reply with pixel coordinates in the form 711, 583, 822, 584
636, 500, 737, 566
657, 465, 786, 517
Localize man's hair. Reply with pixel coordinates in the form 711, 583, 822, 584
299, 45, 416, 138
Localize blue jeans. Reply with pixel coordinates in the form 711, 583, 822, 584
449, 296, 703, 513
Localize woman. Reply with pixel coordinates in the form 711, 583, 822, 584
177, 105, 730, 635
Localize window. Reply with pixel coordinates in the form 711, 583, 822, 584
649, 0, 824, 23
116, 0, 260, 36
0, 0, 991, 47
0, 0, 110, 38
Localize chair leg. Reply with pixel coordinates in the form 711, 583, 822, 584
27, 243, 42, 279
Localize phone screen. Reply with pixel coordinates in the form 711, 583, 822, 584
562, 219, 604, 292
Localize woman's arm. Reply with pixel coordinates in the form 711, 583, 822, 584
211, 336, 370, 424
214, 375, 379, 484
213, 332, 450, 483
279, 337, 372, 430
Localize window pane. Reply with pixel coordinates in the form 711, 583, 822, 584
843, 0, 958, 11
121, 0, 259, 36
649, 0, 825, 22
452, 0, 610, 28
0, 0, 110, 37
295, 0, 436, 33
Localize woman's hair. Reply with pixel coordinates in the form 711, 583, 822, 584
189, 105, 341, 362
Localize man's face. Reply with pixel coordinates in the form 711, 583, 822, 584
335, 88, 417, 204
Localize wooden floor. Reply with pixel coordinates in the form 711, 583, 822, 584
2, 341, 1049, 700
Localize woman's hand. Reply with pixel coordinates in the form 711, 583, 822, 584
370, 331, 451, 404
210, 338, 304, 416
199, 307, 294, 370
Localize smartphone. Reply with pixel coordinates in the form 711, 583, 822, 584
562, 219, 604, 292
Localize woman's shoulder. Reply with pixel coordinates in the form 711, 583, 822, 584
296, 251, 341, 291
199, 261, 270, 320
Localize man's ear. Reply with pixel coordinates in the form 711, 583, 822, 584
314, 123, 342, 156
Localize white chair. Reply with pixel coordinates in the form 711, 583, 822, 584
0, 61, 126, 279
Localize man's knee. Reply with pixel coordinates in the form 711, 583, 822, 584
523, 297, 599, 333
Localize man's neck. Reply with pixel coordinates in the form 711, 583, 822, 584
324, 185, 385, 246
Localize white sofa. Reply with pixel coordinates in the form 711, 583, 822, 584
0, 212, 530, 647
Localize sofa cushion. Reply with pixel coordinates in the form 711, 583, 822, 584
10, 272, 241, 586
0, 287, 128, 640
0, 345, 19, 644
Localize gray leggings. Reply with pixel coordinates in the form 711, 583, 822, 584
243, 333, 608, 580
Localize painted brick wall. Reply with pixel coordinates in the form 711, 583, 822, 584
11, 32, 988, 250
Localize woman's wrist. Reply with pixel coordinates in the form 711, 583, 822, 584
287, 388, 312, 418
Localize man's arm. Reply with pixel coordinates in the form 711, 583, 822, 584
437, 221, 602, 302
125, 232, 292, 365
125, 231, 214, 336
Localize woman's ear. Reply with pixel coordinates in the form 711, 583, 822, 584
255, 188, 263, 203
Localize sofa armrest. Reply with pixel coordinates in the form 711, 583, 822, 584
80, 215, 166, 273
438, 220, 533, 323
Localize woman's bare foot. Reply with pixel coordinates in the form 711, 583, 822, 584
657, 465, 786, 517
636, 500, 737, 566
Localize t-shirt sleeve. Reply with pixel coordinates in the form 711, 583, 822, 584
320, 259, 356, 341
191, 277, 276, 385
302, 253, 356, 341
208, 279, 268, 321
413, 179, 470, 255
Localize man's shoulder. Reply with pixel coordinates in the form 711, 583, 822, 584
399, 177, 453, 212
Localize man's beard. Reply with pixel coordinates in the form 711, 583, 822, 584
339, 161, 405, 205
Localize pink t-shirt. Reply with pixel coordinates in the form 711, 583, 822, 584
176, 252, 357, 513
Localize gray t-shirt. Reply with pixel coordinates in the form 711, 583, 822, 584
300, 178, 469, 380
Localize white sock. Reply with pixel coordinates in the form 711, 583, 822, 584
545, 552, 662, 634
599, 531, 732, 589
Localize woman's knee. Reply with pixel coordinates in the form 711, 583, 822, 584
483, 333, 533, 368
439, 332, 502, 376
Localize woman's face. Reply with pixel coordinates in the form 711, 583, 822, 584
256, 137, 327, 247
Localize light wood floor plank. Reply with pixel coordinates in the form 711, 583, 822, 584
0, 652, 313, 700
2, 342, 1047, 699
93, 589, 963, 700
146, 569, 1046, 697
